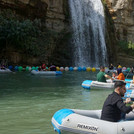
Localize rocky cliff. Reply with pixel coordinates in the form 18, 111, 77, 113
0, 0, 68, 32
0, 0, 70, 66
105, 0, 134, 66
106, 0, 134, 42
2, 0, 133, 42
0, 0, 134, 67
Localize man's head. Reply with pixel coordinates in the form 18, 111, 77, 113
100, 66, 105, 72
114, 81, 126, 97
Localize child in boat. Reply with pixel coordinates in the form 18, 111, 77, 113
116, 68, 125, 81
50, 64, 56, 71
42, 64, 46, 71
112, 72, 117, 78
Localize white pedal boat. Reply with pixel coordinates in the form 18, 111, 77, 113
52, 109, 134, 134
82, 80, 114, 89
31, 70, 62, 75
0, 68, 12, 73
82, 79, 133, 90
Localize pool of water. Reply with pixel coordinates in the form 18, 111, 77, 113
0, 71, 113, 134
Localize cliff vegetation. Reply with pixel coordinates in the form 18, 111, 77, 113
0, 8, 71, 66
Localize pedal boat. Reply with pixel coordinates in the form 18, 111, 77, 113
52, 109, 134, 134
31, 70, 62, 75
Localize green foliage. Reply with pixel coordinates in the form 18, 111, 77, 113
0, 13, 44, 56
0, 9, 72, 66
101, 0, 106, 5
118, 40, 134, 56
118, 40, 128, 50
128, 41, 134, 50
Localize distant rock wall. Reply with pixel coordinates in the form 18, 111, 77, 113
106, 0, 134, 42
0, 0, 70, 65
105, 0, 134, 66
0, 0, 68, 32
44, 0, 68, 32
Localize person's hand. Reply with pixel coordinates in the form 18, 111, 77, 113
115, 76, 117, 79
111, 77, 114, 83
111, 77, 114, 81
125, 98, 132, 104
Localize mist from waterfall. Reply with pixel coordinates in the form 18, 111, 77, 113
69, 0, 108, 67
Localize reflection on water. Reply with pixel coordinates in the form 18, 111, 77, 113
0, 71, 112, 134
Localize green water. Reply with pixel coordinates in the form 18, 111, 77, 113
0, 71, 113, 134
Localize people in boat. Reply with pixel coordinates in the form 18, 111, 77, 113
115, 68, 125, 80
97, 66, 114, 82
112, 72, 117, 78
117, 63, 122, 69
109, 63, 114, 70
49, 64, 56, 71
101, 81, 134, 122
42, 63, 46, 70
45, 66, 49, 71
38, 66, 42, 71
0, 64, 6, 69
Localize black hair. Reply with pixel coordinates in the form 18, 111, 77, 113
117, 68, 122, 75
100, 66, 105, 69
114, 81, 126, 89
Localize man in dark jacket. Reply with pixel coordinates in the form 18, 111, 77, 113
101, 81, 134, 122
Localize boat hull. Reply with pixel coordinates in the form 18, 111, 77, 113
31, 70, 62, 75
52, 109, 134, 134
82, 80, 114, 90
0, 68, 12, 73
82, 79, 133, 90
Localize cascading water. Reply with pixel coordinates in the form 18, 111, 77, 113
69, 0, 108, 67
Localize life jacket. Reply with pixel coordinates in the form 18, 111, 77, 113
117, 73, 125, 80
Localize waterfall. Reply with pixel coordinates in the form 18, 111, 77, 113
69, 0, 108, 67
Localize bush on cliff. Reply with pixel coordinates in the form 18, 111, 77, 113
0, 9, 59, 57
118, 40, 134, 56
0, 9, 72, 66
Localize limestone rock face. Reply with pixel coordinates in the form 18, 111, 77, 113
0, 0, 68, 32
106, 0, 134, 42
44, 0, 67, 32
